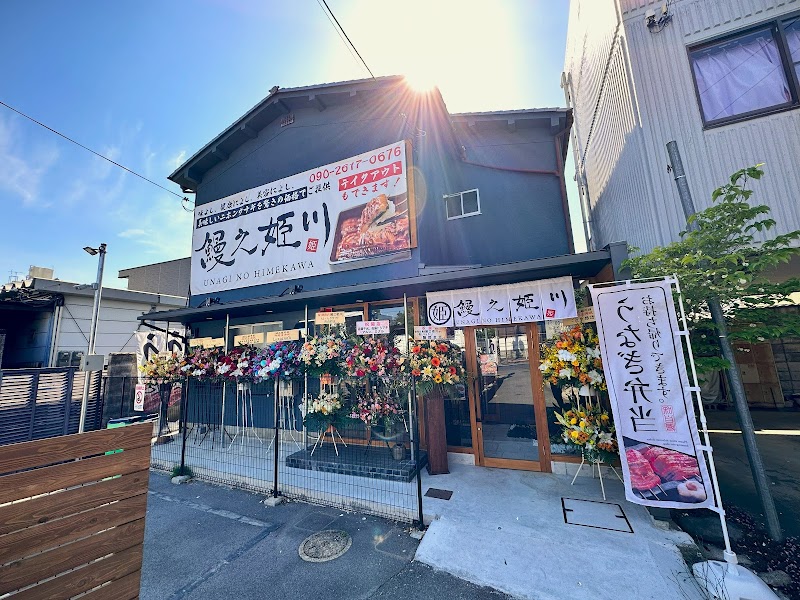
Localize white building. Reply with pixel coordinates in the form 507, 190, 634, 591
0, 271, 185, 369
563, 0, 800, 268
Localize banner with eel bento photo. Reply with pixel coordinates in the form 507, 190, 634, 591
589, 278, 714, 509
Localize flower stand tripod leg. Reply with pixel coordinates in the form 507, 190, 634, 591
248, 388, 262, 444
597, 461, 606, 501
228, 388, 243, 450
610, 465, 624, 483
570, 455, 586, 486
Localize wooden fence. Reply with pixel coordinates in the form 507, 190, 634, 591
0, 422, 152, 599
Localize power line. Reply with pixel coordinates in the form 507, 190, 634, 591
317, 0, 375, 78
0, 99, 187, 200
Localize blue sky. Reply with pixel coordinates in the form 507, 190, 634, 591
0, 0, 579, 290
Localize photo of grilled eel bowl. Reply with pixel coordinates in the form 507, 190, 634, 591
332, 194, 410, 261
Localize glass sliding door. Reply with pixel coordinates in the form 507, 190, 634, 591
471, 324, 551, 471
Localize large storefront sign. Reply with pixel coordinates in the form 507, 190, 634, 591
425, 276, 577, 327
590, 280, 713, 509
191, 141, 413, 294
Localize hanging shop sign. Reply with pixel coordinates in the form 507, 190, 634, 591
266, 329, 301, 343
189, 337, 209, 348
590, 279, 713, 509
356, 320, 391, 335
414, 326, 447, 340
234, 332, 265, 346
315, 311, 347, 325
425, 276, 577, 327
191, 141, 415, 295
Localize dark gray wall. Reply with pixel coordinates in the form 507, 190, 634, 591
119, 258, 190, 297
190, 91, 570, 308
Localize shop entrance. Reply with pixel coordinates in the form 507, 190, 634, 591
467, 324, 551, 472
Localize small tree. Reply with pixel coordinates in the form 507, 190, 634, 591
624, 165, 800, 373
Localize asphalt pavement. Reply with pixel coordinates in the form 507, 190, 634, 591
706, 408, 800, 537
141, 473, 509, 600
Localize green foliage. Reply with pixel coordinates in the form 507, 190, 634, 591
171, 465, 193, 478
623, 165, 800, 373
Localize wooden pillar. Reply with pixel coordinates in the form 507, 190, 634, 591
424, 390, 449, 474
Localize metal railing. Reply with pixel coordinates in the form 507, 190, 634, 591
105, 376, 426, 525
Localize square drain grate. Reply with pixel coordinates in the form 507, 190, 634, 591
424, 488, 453, 500
562, 498, 633, 533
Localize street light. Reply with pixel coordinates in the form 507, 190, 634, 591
78, 243, 107, 433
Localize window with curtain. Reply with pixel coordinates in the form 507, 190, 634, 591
689, 19, 800, 126
786, 17, 800, 80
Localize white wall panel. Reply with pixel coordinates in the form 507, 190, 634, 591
567, 0, 800, 253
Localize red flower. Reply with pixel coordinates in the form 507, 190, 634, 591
412, 346, 421, 354
449, 366, 457, 375
431, 357, 441, 367
412, 369, 421, 377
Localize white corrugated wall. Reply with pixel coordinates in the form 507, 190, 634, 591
566, 0, 800, 253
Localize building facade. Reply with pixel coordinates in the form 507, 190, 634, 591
145, 75, 630, 474
564, 0, 800, 256
0, 275, 185, 369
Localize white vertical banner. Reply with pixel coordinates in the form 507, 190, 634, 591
451, 288, 482, 327
590, 279, 713, 509
478, 286, 511, 325
539, 276, 577, 320
426, 290, 455, 327
135, 331, 164, 370
507, 281, 543, 323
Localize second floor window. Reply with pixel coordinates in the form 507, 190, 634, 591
689, 16, 800, 127
444, 189, 481, 220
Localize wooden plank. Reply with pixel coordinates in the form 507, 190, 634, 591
79, 569, 141, 600
0, 518, 145, 595
483, 457, 543, 472
0, 422, 152, 476
0, 469, 149, 536
0, 493, 147, 564
9, 545, 143, 600
527, 324, 552, 473
0, 446, 151, 505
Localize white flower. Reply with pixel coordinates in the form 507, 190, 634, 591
539, 360, 552, 371
557, 349, 576, 362
588, 370, 604, 385
738, 279, 746, 285
586, 347, 601, 359
558, 368, 573, 379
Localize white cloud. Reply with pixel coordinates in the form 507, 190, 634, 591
167, 149, 187, 171
118, 228, 147, 238
0, 115, 59, 207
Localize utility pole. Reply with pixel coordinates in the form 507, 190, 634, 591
666, 142, 783, 542
78, 243, 107, 434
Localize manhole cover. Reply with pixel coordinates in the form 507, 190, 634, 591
298, 530, 352, 562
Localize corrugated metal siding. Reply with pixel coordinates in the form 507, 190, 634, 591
567, 0, 800, 252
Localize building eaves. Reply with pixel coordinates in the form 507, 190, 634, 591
138, 249, 612, 324
168, 75, 408, 191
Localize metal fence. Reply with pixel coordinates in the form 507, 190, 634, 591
106, 376, 426, 525
0, 368, 103, 446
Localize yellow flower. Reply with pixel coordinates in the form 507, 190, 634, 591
570, 430, 580, 439
569, 418, 577, 425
